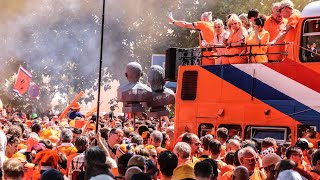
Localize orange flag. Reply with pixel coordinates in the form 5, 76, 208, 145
13, 66, 32, 96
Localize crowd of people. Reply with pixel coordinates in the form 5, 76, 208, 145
0, 0, 320, 180
168, 0, 302, 65
0, 104, 319, 180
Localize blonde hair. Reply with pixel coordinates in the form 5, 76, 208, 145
239, 13, 251, 30
201, 12, 213, 22
227, 14, 242, 30
280, 0, 294, 9
214, 19, 225, 29
272, 2, 282, 9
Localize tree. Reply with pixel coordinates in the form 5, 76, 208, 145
0, 0, 315, 114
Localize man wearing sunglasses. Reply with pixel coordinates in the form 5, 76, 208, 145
182, 133, 201, 163
238, 147, 265, 180
285, 147, 313, 180
267, 0, 300, 59
168, 11, 215, 65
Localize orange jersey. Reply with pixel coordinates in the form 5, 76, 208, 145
193, 21, 215, 65
227, 27, 248, 64
264, 16, 288, 61
54, 144, 77, 156
246, 30, 270, 63
193, 21, 214, 46
285, 11, 300, 43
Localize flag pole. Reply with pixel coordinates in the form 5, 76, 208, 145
96, 0, 106, 136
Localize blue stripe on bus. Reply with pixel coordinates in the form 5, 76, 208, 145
202, 65, 320, 131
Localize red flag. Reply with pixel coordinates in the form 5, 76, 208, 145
13, 66, 32, 96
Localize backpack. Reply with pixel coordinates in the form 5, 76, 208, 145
71, 158, 85, 180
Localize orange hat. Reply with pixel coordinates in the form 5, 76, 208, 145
33, 149, 61, 167
48, 135, 60, 146
40, 129, 59, 140
18, 144, 27, 151
88, 123, 96, 131
144, 145, 155, 151
128, 127, 134, 132
72, 102, 81, 110
26, 120, 33, 128
141, 131, 148, 139
116, 144, 131, 157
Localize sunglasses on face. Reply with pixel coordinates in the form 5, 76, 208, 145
243, 157, 257, 163
292, 153, 303, 158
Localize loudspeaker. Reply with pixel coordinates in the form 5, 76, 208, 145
165, 48, 181, 82
165, 48, 200, 81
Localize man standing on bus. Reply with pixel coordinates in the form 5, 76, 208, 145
168, 12, 215, 65
264, 2, 288, 62
267, 0, 300, 60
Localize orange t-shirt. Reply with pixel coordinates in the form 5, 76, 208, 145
285, 11, 300, 59
54, 145, 77, 157
285, 11, 300, 43
221, 169, 233, 180
194, 21, 215, 65
246, 30, 270, 63
227, 27, 248, 64
264, 16, 288, 61
193, 21, 214, 45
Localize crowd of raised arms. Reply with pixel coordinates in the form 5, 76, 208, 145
0, 0, 320, 180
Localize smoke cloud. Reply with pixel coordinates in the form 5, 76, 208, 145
0, 0, 215, 111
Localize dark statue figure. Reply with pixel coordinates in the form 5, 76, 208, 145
117, 62, 152, 113
147, 65, 175, 117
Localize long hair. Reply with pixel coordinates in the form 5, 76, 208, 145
85, 146, 113, 179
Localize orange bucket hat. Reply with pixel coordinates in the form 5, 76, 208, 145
72, 102, 81, 110
40, 129, 59, 140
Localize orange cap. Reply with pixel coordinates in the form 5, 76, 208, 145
18, 144, 27, 151
72, 102, 81, 110
88, 123, 96, 131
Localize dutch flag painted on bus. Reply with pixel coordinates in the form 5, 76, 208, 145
202, 59, 320, 131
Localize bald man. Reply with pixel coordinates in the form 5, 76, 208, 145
232, 166, 249, 180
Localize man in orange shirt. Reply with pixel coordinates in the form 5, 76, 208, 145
168, 12, 215, 65
267, 0, 300, 60
264, 2, 288, 62
53, 128, 77, 156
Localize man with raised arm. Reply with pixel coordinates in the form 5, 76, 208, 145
168, 12, 215, 65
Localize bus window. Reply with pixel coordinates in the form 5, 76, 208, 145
245, 126, 291, 145
218, 124, 242, 138
300, 18, 320, 62
198, 123, 214, 138
297, 125, 317, 138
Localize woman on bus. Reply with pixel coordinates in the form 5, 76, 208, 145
213, 19, 230, 65
239, 13, 253, 34
225, 14, 248, 64
243, 16, 270, 63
